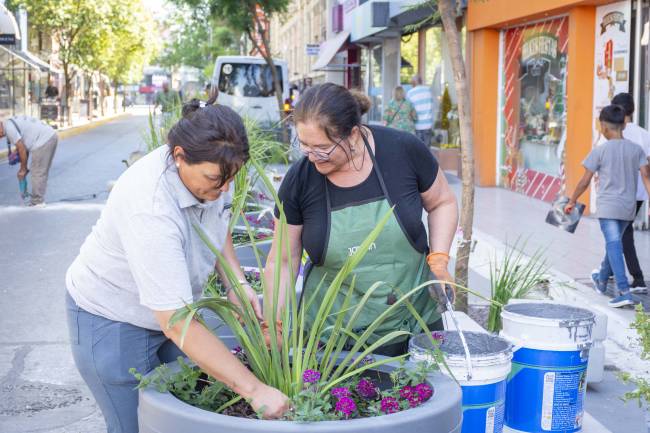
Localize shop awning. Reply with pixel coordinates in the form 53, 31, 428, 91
312, 31, 350, 71
0, 45, 53, 72
0, 4, 20, 45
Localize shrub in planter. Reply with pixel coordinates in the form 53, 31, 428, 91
134, 165, 462, 431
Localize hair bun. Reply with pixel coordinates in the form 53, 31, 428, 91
349, 89, 371, 115
182, 99, 201, 118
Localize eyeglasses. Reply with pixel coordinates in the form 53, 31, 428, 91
295, 136, 345, 161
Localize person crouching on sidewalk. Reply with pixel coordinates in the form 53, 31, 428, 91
565, 104, 650, 308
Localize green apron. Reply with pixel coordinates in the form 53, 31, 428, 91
302, 136, 439, 353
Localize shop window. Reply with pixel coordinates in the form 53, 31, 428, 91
499, 17, 569, 202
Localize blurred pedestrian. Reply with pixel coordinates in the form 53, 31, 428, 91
154, 81, 181, 117
0, 115, 58, 206
565, 105, 650, 308
605, 92, 650, 290
383, 86, 416, 134
407, 75, 433, 145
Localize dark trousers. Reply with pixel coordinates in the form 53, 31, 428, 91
605, 201, 645, 282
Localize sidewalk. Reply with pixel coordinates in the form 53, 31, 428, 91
445, 174, 649, 375
0, 109, 133, 161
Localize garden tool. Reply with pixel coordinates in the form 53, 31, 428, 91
431, 282, 473, 381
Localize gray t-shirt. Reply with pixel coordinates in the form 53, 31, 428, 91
583, 138, 649, 220
4, 116, 56, 151
66, 146, 232, 330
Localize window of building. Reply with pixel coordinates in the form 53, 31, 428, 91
498, 17, 569, 201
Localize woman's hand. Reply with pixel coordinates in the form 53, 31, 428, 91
427, 252, 455, 304
227, 284, 263, 321
248, 383, 291, 419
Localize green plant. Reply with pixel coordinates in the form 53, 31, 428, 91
167, 163, 450, 413
486, 239, 550, 333
439, 85, 452, 131
620, 305, 650, 407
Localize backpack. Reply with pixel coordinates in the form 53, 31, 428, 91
6, 118, 21, 165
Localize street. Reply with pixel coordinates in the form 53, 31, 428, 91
0, 110, 646, 432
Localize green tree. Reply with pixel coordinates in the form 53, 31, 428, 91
11, 0, 110, 124
173, 0, 289, 120
439, 85, 451, 131
158, 5, 237, 78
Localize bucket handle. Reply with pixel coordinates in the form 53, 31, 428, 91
436, 283, 473, 381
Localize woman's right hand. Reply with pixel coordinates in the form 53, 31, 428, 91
249, 383, 291, 419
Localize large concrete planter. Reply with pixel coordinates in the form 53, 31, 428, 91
138, 355, 462, 433
432, 147, 461, 177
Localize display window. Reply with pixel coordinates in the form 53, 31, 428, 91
499, 17, 569, 201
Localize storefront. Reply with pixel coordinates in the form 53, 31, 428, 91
469, 0, 641, 209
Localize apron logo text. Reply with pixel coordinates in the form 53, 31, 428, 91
348, 242, 377, 257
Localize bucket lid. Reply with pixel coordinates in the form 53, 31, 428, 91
410, 331, 512, 361
503, 302, 594, 322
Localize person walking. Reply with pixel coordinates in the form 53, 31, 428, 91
608, 92, 649, 290
1, 115, 58, 206
264, 83, 458, 355
65, 97, 289, 433
407, 75, 434, 145
383, 86, 416, 134
565, 104, 650, 308
154, 81, 181, 119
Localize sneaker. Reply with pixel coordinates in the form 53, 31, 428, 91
608, 292, 641, 308
27, 202, 46, 208
630, 282, 647, 294
591, 272, 607, 295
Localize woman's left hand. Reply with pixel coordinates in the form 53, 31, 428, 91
427, 253, 455, 304
227, 284, 264, 321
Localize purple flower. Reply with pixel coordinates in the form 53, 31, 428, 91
335, 396, 357, 418
302, 369, 321, 384
380, 396, 400, 414
356, 378, 377, 399
331, 387, 351, 399
431, 331, 445, 343
355, 355, 375, 366
415, 383, 433, 401
400, 385, 422, 408
231, 346, 243, 355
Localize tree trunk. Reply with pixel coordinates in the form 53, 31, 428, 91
99, 78, 105, 117
439, 0, 475, 313
113, 79, 119, 113
248, 5, 288, 142
63, 63, 72, 126
87, 72, 93, 121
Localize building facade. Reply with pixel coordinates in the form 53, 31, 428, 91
468, 0, 649, 214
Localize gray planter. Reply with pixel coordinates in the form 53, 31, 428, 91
138, 355, 462, 433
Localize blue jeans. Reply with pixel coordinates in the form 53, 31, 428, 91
66, 292, 183, 433
598, 218, 631, 293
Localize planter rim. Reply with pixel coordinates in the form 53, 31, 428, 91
139, 356, 462, 431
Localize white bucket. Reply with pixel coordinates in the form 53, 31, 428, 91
410, 331, 513, 433
500, 302, 595, 433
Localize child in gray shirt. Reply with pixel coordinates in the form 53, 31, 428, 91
565, 104, 650, 308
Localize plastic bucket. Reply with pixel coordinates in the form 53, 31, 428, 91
500, 302, 595, 433
410, 331, 513, 433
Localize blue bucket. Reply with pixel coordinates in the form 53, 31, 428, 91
410, 331, 513, 433
500, 302, 594, 433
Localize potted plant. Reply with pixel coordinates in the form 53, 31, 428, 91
134, 166, 463, 432
620, 305, 650, 432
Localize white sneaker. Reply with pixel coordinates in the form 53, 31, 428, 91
27, 202, 46, 208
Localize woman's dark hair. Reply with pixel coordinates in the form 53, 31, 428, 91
611, 92, 635, 117
168, 94, 249, 187
599, 104, 626, 127
293, 83, 371, 141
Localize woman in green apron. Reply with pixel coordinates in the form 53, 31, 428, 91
265, 83, 458, 356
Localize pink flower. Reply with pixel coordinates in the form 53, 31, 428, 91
380, 396, 400, 414
331, 387, 351, 399
302, 369, 321, 384
431, 331, 445, 343
415, 383, 433, 401
400, 385, 422, 408
335, 396, 356, 418
355, 379, 377, 399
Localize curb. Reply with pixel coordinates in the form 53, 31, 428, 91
0, 111, 132, 162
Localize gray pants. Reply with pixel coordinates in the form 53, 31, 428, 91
415, 129, 432, 146
30, 134, 58, 205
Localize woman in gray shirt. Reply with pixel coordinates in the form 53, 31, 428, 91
65, 98, 288, 433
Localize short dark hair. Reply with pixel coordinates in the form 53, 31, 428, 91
611, 92, 635, 117
167, 95, 249, 188
293, 83, 371, 141
599, 104, 626, 128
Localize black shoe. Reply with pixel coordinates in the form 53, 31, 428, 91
631, 279, 646, 288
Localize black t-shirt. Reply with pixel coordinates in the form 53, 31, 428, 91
275, 125, 439, 265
